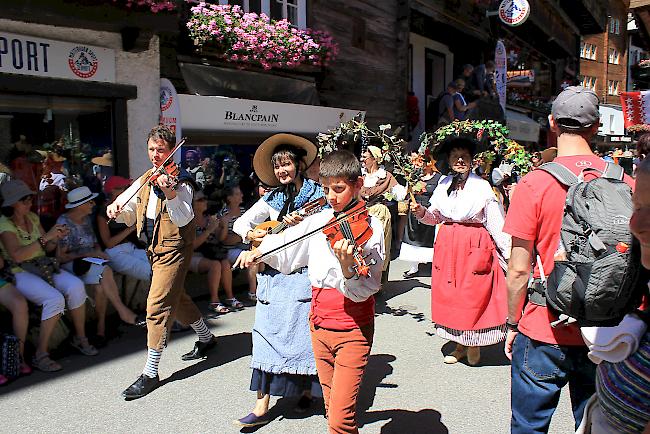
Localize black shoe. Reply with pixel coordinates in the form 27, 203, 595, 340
403, 269, 418, 278
181, 336, 217, 361
92, 334, 108, 349
133, 314, 147, 328
122, 374, 159, 400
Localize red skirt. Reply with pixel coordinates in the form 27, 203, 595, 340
430, 223, 507, 331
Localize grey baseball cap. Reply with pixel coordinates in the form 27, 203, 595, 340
551, 86, 600, 130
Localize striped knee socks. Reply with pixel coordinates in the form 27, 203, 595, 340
142, 348, 162, 378
190, 319, 213, 343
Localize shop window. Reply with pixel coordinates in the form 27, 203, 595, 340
581, 76, 597, 91
608, 49, 620, 65
608, 80, 620, 95
610, 18, 620, 35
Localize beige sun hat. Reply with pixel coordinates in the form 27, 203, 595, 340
253, 134, 317, 187
91, 152, 113, 167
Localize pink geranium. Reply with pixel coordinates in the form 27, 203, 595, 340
187, 3, 338, 70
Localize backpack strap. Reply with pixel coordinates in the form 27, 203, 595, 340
601, 162, 625, 181
538, 162, 580, 187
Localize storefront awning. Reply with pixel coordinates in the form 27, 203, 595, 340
178, 94, 363, 138
506, 110, 540, 143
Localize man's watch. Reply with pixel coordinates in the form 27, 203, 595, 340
505, 318, 519, 332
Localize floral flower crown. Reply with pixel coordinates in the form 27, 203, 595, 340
419, 120, 533, 175
317, 114, 424, 189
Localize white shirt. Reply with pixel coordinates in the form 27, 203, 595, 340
232, 198, 279, 244
114, 175, 194, 228
257, 209, 385, 302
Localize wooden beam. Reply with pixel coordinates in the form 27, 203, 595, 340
0, 74, 137, 100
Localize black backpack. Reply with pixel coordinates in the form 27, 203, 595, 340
530, 162, 645, 327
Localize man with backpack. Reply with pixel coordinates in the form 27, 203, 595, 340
502, 86, 636, 433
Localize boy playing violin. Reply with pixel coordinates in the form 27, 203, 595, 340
235, 150, 385, 434
107, 125, 217, 400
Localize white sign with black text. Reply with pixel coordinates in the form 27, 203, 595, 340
0, 31, 115, 83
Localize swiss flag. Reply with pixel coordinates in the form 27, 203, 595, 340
620, 91, 650, 127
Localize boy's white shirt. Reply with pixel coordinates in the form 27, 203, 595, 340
257, 208, 385, 303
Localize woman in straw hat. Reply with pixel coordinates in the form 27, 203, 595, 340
56, 186, 144, 347
0, 180, 98, 372
411, 137, 510, 366
232, 133, 323, 427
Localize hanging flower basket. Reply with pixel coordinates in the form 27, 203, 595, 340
187, 3, 338, 71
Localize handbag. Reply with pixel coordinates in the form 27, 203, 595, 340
20, 256, 60, 287
72, 258, 92, 276
0, 333, 20, 380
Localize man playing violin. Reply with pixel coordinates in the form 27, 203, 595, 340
107, 125, 217, 400
235, 150, 385, 434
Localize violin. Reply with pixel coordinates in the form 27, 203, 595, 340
252, 197, 327, 247
322, 200, 375, 278
148, 159, 181, 189
248, 198, 379, 278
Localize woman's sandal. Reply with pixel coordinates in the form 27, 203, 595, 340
32, 353, 62, 372
226, 298, 244, 310
208, 302, 229, 314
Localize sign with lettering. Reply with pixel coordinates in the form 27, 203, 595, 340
498, 0, 530, 27
495, 40, 507, 112
178, 94, 363, 136
0, 31, 115, 82
160, 78, 182, 146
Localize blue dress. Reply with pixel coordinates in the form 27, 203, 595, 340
248, 178, 324, 397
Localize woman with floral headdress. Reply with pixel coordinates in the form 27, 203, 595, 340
232, 134, 323, 427
359, 145, 402, 276
411, 137, 510, 366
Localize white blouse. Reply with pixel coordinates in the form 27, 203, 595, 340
114, 175, 194, 228
232, 198, 279, 244
257, 209, 385, 302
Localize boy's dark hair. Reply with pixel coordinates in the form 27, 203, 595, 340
319, 150, 362, 181
147, 125, 175, 149
637, 133, 650, 159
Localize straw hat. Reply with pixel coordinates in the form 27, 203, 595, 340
36, 150, 66, 162
1, 179, 35, 207
65, 186, 98, 209
91, 152, 113, 167
253, 134, 317, 187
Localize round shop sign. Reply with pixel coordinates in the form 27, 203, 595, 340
499, 0, 531, 27
68, 46, 99, 79
160, 86, 173, 112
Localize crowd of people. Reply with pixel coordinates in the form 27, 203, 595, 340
0, 86, 648, 434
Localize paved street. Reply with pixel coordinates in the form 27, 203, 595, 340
0, 259, 574, 433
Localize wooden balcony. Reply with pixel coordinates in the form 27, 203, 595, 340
558, 0, 608, 34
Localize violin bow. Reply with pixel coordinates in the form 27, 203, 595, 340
108, 137, 187, 223
251, 197, 382, 264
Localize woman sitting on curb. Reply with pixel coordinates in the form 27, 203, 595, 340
0, 180, 97, 372
56, 186, 144, 347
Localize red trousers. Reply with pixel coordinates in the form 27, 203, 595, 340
310, 321, 374, 434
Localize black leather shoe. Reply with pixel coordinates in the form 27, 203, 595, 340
181, 336, 217, 361
122, 374, 159, 400
133, 314, 147, 328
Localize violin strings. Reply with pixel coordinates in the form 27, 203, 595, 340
256, 199, 379, 262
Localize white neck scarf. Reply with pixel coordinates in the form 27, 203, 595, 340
362, 166, 387, 188
429, 173, 495, 221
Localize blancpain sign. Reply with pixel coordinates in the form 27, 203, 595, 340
0, 31, 115, 82
179, 95, 362, 135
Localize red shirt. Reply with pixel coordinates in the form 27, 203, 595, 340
503, 155, 635, 345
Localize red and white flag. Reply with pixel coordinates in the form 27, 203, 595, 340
620, 91, 650, 127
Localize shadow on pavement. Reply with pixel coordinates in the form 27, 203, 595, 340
358, 354, 448, 433
439, 340, 510, 367
160, 331, 252, 387
375, 278, 428, 322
